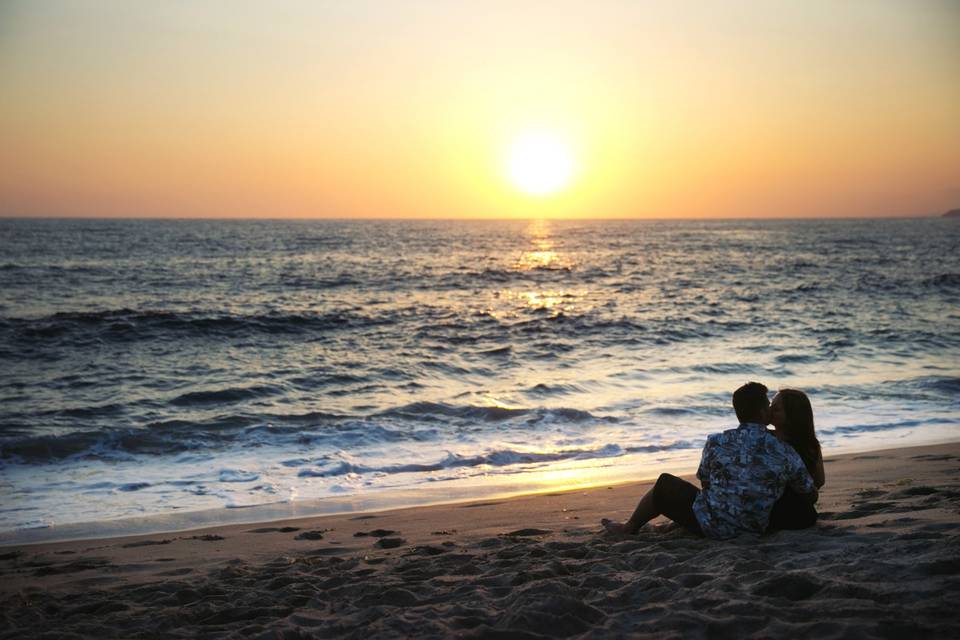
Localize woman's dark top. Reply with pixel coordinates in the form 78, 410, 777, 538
767, 440, 821, 532
767, 487, 817, 531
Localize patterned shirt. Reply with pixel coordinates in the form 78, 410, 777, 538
692, 422, 815, 540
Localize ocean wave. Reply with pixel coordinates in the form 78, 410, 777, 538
117, 482, 150, 492
921, 273, 960, 290
689, 362, 753, 375
55, 403, 128, 419
0, 399, 619, 464
0, 263, 107, 275
643, 407, 701, 417
800, 376, 960, 406
435, 264, 579, 288
261, 410, 350, 424
276, 274, 360, 289
477, 345, 513, 357
0, 414, 442, 463
287, 373, 370, 390
2, 308, 393, 343
475, 268, 516, 282
244, 421, 440, 448
219, 469, 259, 483
169, 384, 285, 407
0, 413, 276, 462
525, 383, 585, 396
146, 415, 262, 433
377, 402, 609, 424
0, 428, 191, 463
297, 442, 643, 478
774, 353, 818, 364
819, 416, 957, 437
928, 377, 960, 394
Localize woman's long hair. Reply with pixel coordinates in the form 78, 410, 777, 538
779, 388, 821, 476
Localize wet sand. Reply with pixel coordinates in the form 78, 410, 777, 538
2, 442, 959, 638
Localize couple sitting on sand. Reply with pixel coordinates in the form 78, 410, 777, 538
602, 382, 825, 539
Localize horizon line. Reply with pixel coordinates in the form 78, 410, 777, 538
0, 213, 950, 222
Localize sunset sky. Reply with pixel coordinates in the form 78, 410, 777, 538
1, 0, 958, 219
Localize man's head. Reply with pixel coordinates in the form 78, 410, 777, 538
732, 381, 770, 424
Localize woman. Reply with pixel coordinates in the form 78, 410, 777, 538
767, 388, 825, 531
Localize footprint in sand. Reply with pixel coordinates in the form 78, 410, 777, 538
752, 573, 823, 601
33, 558, 112, 576
503, 528, 552, 537
247, 526, 300, 533
376, 538, 406, 549
915, 558, 960, 576
893, 485, 939, 497
295, 530, 329, 540
409, 545, 449, 556
895, 530, 944, 541
911, 454, 957, 462
831, 501, 898, 520
880, 516, 919, 526
354, 529, 398, 538
460, 501, 503, 509
122, 539, 172, 548
306, 547, 360, 557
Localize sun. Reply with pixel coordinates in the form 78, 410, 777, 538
505, 131, 576, 196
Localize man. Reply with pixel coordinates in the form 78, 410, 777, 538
601, 382, 816, 539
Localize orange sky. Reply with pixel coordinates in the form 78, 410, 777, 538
1, 1, 958, 218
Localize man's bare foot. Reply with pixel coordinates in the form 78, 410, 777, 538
601, 518, 630, 534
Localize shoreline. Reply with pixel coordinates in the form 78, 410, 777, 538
4, 440, 958, 559
3, 441, 959, 637
4, 437, 959, 548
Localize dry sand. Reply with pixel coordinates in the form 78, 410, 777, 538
2, 442, 959, 639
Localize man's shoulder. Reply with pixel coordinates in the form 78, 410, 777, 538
708, 426, 745, 443
751, 430, 807, 469
756, 427, 783, 444
708, 425, 790, 455
754, 428, 792, 453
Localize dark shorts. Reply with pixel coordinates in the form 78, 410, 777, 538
652, 473, 703, 535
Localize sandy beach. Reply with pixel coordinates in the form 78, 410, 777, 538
2, 441, 959, 639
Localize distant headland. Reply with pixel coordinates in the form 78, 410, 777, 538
943, 209, 960, 218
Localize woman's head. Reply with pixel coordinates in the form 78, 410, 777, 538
770, 388, 820, 471
770, 389, 813, 434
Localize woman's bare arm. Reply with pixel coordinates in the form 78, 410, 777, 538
813, 454, 826, 488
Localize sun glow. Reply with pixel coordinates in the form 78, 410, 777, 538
505, 131, 577, 196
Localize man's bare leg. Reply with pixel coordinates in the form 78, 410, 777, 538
601, 486, 658, 534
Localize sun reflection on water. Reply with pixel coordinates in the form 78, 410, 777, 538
517, 250, 560, 270
515, 219, 570, 272
507, 220, 590, 317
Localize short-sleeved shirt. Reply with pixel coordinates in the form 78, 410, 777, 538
692, 422, 815, 540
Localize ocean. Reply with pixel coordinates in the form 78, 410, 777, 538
1, 218, 958, 542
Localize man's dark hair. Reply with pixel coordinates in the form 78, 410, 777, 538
732, 382, 769, 423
